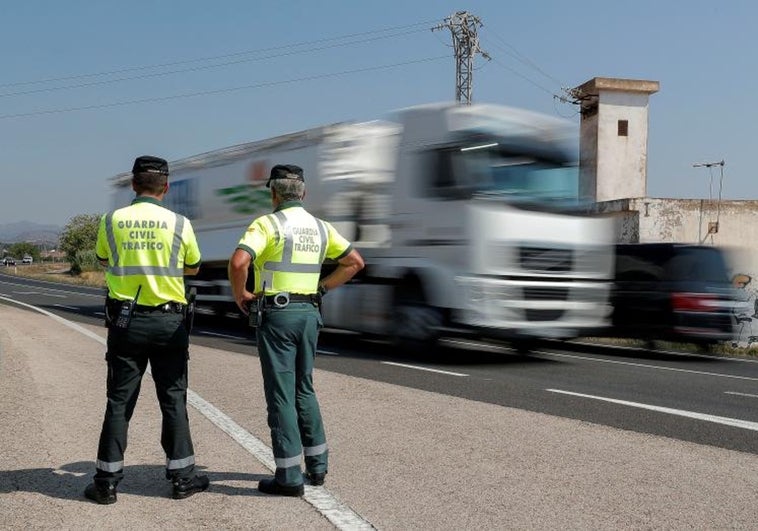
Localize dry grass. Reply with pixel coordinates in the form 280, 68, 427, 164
577, 336, 758, 358
2, 263, 106, 288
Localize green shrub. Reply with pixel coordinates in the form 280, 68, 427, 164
71, 249, 100, 275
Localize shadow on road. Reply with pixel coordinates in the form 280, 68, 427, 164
318, 332, 561, 368
0, 461, 269, 501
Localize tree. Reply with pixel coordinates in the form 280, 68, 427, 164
59, 213, 102, 274
8, 242, 41, 262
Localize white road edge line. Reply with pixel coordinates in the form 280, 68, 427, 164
0, 277, 103, 298
0, 295, 376, 531
537, 351, 758, 382
381, 361, 468, 377
725, 391, 758, 399
547, 388, 758, 432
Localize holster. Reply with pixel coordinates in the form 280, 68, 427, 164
248, 295, 266, 328
104, 297, 135, 331
104, 297, 124, 328
184, 287, 197, 334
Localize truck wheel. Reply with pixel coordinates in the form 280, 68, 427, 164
393, 302, 443, 353
511, 339, 538, 355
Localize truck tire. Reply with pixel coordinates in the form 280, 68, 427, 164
511, 339, 539, 355
394, 302, 443, 353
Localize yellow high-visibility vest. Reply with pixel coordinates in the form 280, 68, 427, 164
237, 201, 352, 295
96, 197, 201, 305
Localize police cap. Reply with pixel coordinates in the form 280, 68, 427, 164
266, 164, 304, 188
132, 155, 169, 176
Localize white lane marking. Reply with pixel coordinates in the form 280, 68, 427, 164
94, 312, 105, 316
537, 351, 758, 382
0, 278, 102, 298
318, 350, 340, 356
547, 389, 758, 432
381, 361, 468, 377
0, 295, 375, 531
198, 330, 245, 340
13, 291, 41, 295
560, 340, 758, 364
53, 304, 80, 311
725, 391, 758, 399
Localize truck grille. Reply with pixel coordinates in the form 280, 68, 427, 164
522, 287, 568, 321
523, 287, 569, 301
525, 309, 566, 321
520, 246, 572, 273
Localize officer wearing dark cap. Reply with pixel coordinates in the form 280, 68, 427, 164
85, 155, 209, 504
228, 163, 364, 496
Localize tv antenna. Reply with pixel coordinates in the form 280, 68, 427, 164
693, 159, 725, 243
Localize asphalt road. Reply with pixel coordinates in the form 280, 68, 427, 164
1, 269, 757, 529
2, 270, 757, 455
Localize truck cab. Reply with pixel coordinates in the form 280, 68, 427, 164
321, 103, 614, 348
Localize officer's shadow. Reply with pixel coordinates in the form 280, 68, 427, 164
0, 461, 269, 501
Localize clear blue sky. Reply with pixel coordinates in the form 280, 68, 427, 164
0, 0, 753, 226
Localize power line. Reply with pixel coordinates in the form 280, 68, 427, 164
479, 27, 564, 89
0, 28, 429, 99
0, 19, 442, 89
487, 55, 558, 98
0, 56, 448, 120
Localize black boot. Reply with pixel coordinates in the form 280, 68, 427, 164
306, 471, 326, 486
172, 475, 210, 500
84, 481, 117, 505
258, 478, 304, 497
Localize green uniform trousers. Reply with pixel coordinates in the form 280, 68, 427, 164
95, 309, 196, 485
256, 301, 328, 486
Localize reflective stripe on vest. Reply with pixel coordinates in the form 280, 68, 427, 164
262, 211, 327, 275
104, 211, 186, 277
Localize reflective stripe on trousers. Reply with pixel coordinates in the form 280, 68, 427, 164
274, 453, 303, 469
304, 443, 327, 457
96, 459, 124, 473
166, 455, 195, 470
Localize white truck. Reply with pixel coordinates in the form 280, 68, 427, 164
111, 102, 614, 350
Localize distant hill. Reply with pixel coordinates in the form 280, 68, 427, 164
0, 221, 61, 245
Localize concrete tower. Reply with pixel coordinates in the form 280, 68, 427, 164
573, 77, 659, 202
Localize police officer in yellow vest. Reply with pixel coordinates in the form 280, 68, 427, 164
229, 164, 364, 496
85, 155, 209, 504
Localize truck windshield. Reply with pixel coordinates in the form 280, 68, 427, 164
430, 141, 579, 203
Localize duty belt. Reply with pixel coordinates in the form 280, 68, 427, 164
133, 302, 186, 313
263, 293, 319, 308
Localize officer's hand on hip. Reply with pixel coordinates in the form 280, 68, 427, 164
236, 291, 256, 315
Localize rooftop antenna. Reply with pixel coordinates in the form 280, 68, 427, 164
693, 159, 725, 244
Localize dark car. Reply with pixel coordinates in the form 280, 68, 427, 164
608, 243, 735, 348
